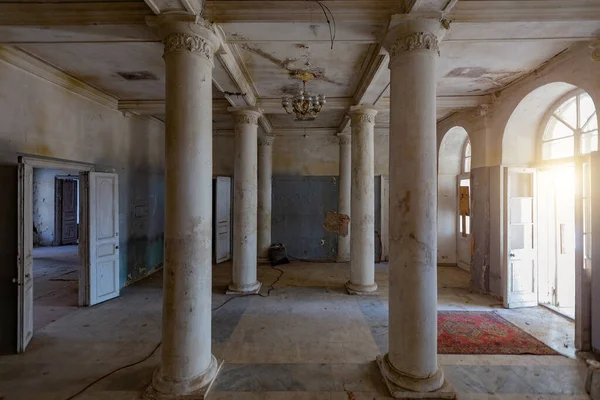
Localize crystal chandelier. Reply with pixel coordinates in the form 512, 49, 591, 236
281, 78, 326, 121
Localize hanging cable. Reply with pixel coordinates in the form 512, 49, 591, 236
308, 0, 337, 49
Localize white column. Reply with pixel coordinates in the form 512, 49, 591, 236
377, 18, 454, 398
257, 135, 274, 261
228, 108, 262, 294
346, 106, 378, 295
337, 133, 351, 262
148, 14, 220, 399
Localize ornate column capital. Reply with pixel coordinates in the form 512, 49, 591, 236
383, 15, 447, 67
337, 134, 351, 146
348, 105, 378, 127
228, 107, 262, 126
258, 135, 274, 146
147, 12, 220, 64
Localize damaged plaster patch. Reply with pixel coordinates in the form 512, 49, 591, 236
240, 44, 344, 87
323, 211, 350, 236
446, 67, 523, 89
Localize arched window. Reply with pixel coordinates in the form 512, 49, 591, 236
542, 92, 598, 160
463, 140, 472, 173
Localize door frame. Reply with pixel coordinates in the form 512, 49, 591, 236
21, 156, 93, 308
456, 172, 471, 271
53, 175, 80, 246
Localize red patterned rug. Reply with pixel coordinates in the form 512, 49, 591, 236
438, 311, 558, 355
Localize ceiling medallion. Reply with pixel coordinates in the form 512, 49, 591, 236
281, 73, 327, 121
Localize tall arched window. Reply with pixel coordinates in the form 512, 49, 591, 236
463, 140, 472, 173
542, 92, 598, 160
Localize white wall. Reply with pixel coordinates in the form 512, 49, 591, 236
0, 55, 165, 286
32, 168, 76, 247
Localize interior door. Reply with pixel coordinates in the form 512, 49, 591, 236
84, 172, 120, 305
504, 167, 538, 308
215, 176, 231, 263
61, 179, 78, 245
17, 162, 34, 352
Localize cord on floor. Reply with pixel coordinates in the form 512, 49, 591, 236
63, 264, 285, 400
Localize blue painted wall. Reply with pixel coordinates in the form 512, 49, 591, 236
272, 176, 339, 260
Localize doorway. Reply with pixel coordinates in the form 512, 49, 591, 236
32, 169, 81, 332
538, 164, 576, 319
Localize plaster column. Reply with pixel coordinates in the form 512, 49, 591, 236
346, 106, 378, 294
337, 133, 352, 262
147, 14, 220, 399
257, 135, 274, 261
377, 17, 454, 398
228, 108, 262, 294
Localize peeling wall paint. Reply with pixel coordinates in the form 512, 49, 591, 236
0, 59, 165, 288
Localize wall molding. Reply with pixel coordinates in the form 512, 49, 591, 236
0, 46, 118, 110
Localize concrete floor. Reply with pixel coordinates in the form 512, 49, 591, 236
33, 245, 79, 332
0, 262, 584, 400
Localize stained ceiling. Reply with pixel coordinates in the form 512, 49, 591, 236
2, 0, 599, 134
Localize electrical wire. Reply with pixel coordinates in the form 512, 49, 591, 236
309, 0, 337, 49
63, 265, 285, 400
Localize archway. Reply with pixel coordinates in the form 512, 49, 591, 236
438, 126, 470, 270
502, 82, 598, 350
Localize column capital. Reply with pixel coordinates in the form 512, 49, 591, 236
258, 135, 274, 146
383, 15, 448, 67
348, 106, 378, 126
228, 107, 262, 126
337, 133, 351, 146
147, 12, 220, 64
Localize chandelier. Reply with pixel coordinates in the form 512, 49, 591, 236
281, 76, 326, 121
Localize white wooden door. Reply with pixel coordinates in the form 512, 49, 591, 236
504, 167, 538, 308
86, 172, 120, 305
215, 176, 231, 263
17, 162, 34, 353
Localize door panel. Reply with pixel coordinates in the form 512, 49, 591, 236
87, 172, 120, 305
505, 168, 538, 308
215, 176, 231, 264
61, 179, 78, 245
17, 162, 33, 352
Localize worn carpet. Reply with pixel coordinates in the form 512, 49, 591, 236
438, 311, 558, 355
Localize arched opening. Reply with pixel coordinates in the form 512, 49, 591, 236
502, 82, 597, 333
438, 126, 471, 270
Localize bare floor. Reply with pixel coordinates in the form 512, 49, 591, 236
0, 262, 584, 400
33, 245, 79, 332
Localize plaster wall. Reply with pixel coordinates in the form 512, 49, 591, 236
436, 43, 600, 300
32, 168, 76, 247
0, 58, 165, 287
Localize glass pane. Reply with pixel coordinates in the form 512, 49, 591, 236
543, 116, 575, 141
580, 93, 596, 128
556, 96, 578, 129
583, 161, 591, 198
510, 172, 532, 197
511, 224, 533, 250
465, 216, 470, 235
581, 132, 598, 155
465, 142, 471, 157
583, 113, 598, 133
459, 216, 463, 234
460, 179, 470, 187
510, 198, 533, 223
464, 156, 471, 173
584, 233, 592, 261
542, 136, 574, 160
584, 197, 592, 234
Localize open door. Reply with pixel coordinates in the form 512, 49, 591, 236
80, 172, 120, 306
215, 176, 231, 263
504, 167, 538, 308
17, 161, 33, 353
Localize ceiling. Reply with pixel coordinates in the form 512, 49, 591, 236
2, 0, 599, 135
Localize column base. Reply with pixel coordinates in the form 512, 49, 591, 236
345, 281, 378, 295
376, 354, 455, 399
336, 257, 350, 263
145, 356, 223, 400
226, 281, 262, 295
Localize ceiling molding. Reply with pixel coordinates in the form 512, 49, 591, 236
0, 45, 118, 110
0, 2, 151, 26
143, 0, 203, 15
204, 1, 403, 23
448, 1, 600, 22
